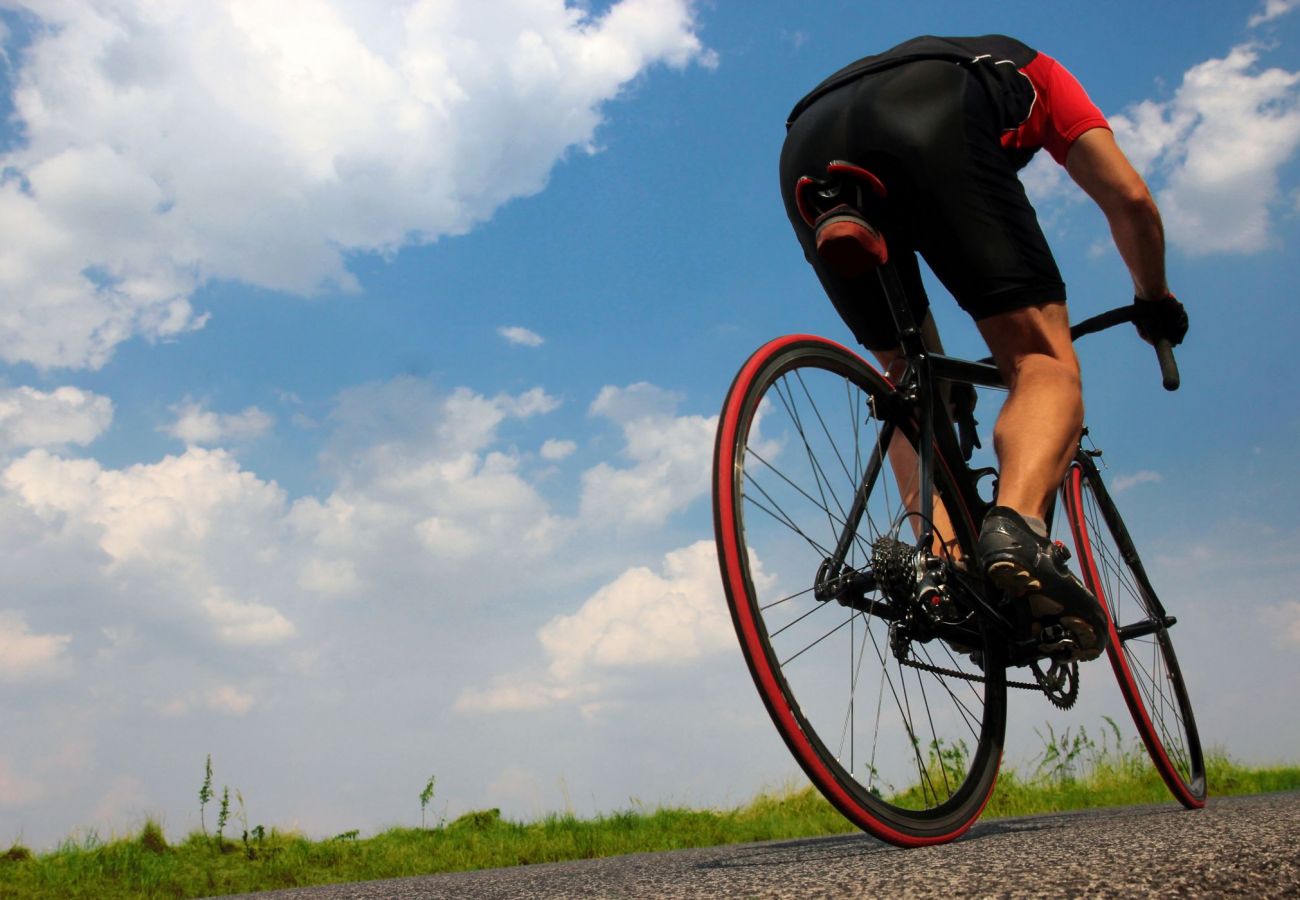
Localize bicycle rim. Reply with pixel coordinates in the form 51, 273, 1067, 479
1063, 463, 1206, 807
713, 335, 1006, 845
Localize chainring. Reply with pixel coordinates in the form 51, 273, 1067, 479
1030, 657, 1080, 710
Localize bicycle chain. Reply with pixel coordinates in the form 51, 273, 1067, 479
899, 655, 1046, 692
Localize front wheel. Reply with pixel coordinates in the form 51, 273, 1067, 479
713, 335, 1006, 846
1062, 460, 1206, 807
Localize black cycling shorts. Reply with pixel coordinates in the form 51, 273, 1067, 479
780, 59, 1066, 351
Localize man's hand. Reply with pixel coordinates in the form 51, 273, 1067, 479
1134, 294, 1188, 347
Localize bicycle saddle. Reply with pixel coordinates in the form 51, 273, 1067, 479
794, 161, 890, 278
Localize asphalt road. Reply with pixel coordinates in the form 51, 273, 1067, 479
213, 791, 1300, 899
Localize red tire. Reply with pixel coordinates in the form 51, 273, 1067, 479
1062, 462, 1206, 808
713, 335, 1006, 845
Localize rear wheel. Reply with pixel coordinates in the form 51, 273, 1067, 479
713, 335, 1006, 846
1062, 461, 1206, 808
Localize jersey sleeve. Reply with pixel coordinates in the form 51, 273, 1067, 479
1020, 53, 1110, 165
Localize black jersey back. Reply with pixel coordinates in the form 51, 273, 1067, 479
787, 34, 1040, 138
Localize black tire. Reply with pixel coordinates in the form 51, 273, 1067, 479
1062, 460, 1206, 808
713, 334, 1006, 846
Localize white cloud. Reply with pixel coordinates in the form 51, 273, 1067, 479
1111, 470, 1163, 494
540, 540, 730, 679
206, 684, 256, 716
0, 0, 712, 369
540, 439, 577, 461
580, 383, 716, 526
163, 402, 274, 446
455, 678, 587, 713
499, 326, 545, 347
1262, 600, 1300, 646
0, 610, 71, 681
457, 540, 732, 712
1250, 0, 1300, 27
296, 557, 359, 595
325, 379, 560, 465
304, 379, 569, 578
0, 375, 732, 839
202, 591, 296, 646
0, 377, 612, 705
1110, 44, 1300, 255
1018, 152, 1070, 207
2, 446, 296, 646
0, 386, 113, 451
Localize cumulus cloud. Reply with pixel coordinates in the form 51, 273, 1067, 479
1262, 600, 1300, 646
0, 373, 589, 741
4, 447, 283, 564
0, 0, 712, 369
540, 438, 576, 461
579, 383, 716, 526
2, 446, 297, 645
1249, 0, 1300, 27
0, 386, 113, 451
1110, 44, 1300, 255
1110, 470, 1163, 494
202, 591, 296, 646
540, 540, 730, 679
206, 684, 256, 715
162, 402, 274, 446
324, 379, 559, 467
300, 379, 569, 578
0, 610, 71, 681
499, 326, 545, 347
457, 540, 731, 712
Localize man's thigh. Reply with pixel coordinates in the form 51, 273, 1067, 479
976, 301, 1076, 372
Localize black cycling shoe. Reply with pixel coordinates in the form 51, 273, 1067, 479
977, 506, 1110, 661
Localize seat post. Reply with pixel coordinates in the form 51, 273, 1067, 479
876, 259, 939, 553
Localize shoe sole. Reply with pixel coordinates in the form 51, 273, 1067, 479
985, 559, 1041, 596
986, 560, 1106, 661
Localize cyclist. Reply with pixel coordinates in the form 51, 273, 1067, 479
779, 35, 1188, 660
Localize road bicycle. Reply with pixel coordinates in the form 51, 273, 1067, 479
711, 161, 1205, 847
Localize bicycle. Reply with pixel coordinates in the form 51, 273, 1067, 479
711, 161, 1205, 847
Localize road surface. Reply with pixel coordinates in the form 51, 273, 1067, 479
214, 791, 1300, 899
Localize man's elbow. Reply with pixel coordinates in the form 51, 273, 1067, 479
1107, 180, 1160, 226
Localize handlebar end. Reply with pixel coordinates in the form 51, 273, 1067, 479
1155, 339, 1180, 392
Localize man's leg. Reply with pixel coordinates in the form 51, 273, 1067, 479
976, 301, 1082, 521
974, 300, 1109, 660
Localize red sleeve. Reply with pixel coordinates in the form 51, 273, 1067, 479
1015, 53, 1111, 165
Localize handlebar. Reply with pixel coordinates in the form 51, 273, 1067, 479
1154, 339, 1180, 392
1069, 305, 1181, 392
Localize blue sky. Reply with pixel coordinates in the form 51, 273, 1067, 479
0, 0, 1298, 848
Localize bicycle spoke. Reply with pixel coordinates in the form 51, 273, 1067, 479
778, 607, 859, 667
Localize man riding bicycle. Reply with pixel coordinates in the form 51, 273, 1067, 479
779, 35, 1189, 661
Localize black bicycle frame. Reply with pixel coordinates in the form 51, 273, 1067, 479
816, 256, 1171, 644
822, 260, 1002, 571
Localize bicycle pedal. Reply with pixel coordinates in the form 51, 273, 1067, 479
1036, 624, 1077, 658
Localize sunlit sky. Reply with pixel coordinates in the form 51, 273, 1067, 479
1, 0, 1298, 848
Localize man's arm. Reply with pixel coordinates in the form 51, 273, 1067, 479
1064, 127, 1170, 302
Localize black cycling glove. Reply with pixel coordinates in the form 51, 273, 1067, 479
1133, 294, 1188, 347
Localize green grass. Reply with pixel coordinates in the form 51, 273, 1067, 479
2, 736, 1297, 900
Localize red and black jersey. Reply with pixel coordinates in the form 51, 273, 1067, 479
787, 35, 1110, 169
